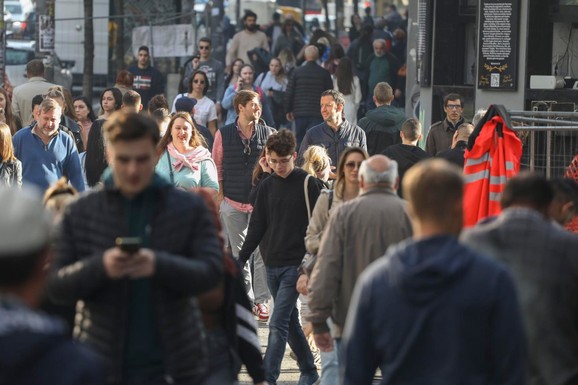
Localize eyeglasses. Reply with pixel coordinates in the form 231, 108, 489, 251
345, 161, 363, 169
199, 46, 210, 50
446, 104, 462, 110
193, 80, 205, 84
268, 156, 292, 165
242, 139, 251, 156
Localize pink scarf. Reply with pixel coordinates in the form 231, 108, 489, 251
167, 143, 213, 172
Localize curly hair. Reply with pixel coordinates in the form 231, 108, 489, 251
266, 129, 296, 156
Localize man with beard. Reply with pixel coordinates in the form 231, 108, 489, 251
226, 10, 269, 70
12, 98, 85, 192
425, 93, 466, 156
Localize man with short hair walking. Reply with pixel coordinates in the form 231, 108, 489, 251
13, 98, 85, 192
47, 112, 223, 385
12, 59, 57, 124
298, 89, 367, 167
213, 89, 275, 322
239, 129, 322, 385
128, 45, 165, 108
342, 159, 526, 385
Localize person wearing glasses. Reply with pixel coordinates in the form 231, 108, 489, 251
172, 70, 218, 136
239, 129, 323, 385
213, 89, 276, 323
182, 37, 225, 115
425, 93, 466, 156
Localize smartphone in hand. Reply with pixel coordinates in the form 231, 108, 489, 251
115, 237, 142, 254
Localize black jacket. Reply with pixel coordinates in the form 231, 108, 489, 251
436, 141, 467, 169
47, 172, 223, 385
285, 61, 333, 118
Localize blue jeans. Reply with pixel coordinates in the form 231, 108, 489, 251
265, 266, 317, 385
294, 116, 324, 148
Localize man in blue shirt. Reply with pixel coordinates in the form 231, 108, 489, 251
13, 98, 85, 192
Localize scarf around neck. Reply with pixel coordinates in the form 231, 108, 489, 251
167, 142, 212, 172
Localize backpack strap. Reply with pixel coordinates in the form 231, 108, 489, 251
304, 174, 311, 221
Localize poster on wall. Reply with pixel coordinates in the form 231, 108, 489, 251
39, 15, 55, 52
477, 0, 520, 90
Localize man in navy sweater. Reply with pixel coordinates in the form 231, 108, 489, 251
239, 129, 322, 385
342, 159, 526, 385
13, 98, 85, 192
128, 46, 165, 108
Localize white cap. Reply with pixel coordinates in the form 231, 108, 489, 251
0, 186, 52, 256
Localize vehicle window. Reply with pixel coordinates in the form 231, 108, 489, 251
5, 48, 34, 65
5, 4, 22, 14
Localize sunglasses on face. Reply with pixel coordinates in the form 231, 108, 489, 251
345, 161, 363, 169
199, 46, 210, 50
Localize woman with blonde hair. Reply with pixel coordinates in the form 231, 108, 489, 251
0, 122, 21, 188
301, 145, 332, 187
156, 112, 218, 192
299, 146, 368, 385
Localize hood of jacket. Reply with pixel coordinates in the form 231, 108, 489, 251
386, 235, 473, 304
364, 105, 406, 131
0, 298, 67, 370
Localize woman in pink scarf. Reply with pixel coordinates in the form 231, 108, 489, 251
156, 112, 219, 193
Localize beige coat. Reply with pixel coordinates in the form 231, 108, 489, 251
12, 77, 58, 125
307, 188, 412, 336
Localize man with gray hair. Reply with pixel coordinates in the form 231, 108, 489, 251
307, 154, 412, 358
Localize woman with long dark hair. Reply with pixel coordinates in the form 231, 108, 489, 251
73, 96, 97, 150
171, 70, 218, 135
333, 57, 362, 124
97, 87, 122, 119
85, 88, 122, 187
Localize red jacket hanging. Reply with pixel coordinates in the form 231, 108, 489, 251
463, 105, 522, 228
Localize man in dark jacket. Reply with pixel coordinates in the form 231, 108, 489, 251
382, 118, 430, 197
358, 82, 406, 155
48, 112, 223, 385
0, 187, 103, 385
285, 45, 333, 146
462, 173, 578, 385
298, 89, 367, 167
342, 159, 526, 385
425, 93, 465, 156
437, 123, 473, 168
239, 129, 322, 385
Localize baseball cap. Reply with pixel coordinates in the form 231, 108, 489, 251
175, 97, 197, 113
0, 187, 53, 256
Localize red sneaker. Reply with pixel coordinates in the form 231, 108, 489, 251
253, 303, 269, 322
